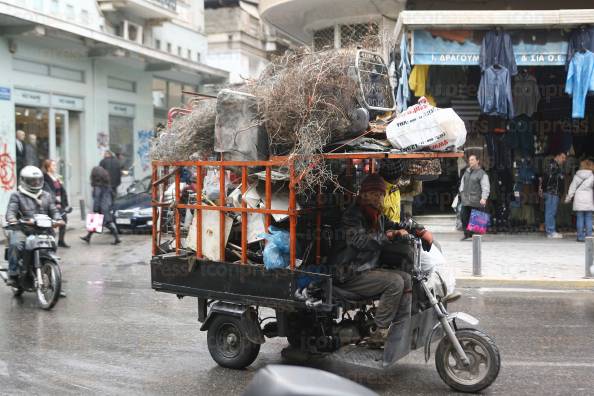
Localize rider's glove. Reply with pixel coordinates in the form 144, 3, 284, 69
416, 229, 433, 252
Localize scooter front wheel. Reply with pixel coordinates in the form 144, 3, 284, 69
435, 328, 500, 393
36, 261, 61, 310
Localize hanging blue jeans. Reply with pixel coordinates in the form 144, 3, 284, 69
576, 211, 593, 241
544, 193, 560, 235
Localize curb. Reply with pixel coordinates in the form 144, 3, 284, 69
457, 277, 594, 290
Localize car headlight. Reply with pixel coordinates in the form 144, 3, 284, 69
138, 207, 153, 216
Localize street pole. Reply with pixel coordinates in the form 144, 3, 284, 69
472, 234, 482, 277
585, 237, 593, 279
79, 199, 86, 221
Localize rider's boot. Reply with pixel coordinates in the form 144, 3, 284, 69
6, 275, 18, 287
367, 326, 390, 348
107, 222, 121, 245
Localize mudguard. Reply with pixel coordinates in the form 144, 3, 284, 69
423, 312, 479, 362
199, 301, 265, 344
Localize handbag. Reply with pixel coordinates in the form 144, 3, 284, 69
466, 209, 490, 235
86, 213, 104, 233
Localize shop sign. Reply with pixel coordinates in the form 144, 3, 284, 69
0, 87, 10, 101
51, 94, 84, 111
13, 88, 50, 107
109, 102, 135, 118
412, 30, 568, 66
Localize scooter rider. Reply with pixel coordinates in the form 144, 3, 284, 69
331, 174, 433, 347
5, 166, 63, 286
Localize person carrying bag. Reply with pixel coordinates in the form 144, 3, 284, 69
565, 159, 594, 242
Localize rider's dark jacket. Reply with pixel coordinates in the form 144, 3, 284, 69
6, 191, 61, 223
330, 203, 424, 283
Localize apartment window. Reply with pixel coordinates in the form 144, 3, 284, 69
187, 49, 192, 59
80, 9, 89, 25
155, 39, 161, 50
152, 79, 167, 109
169, 81, 182, 106
313, 27, 335, 51
108, 76, 136, 92
167, 42, 172, 53
65, 3, 75, 21
32, 0, 43, 11
50, 65, 84, 82
196, 52, 201, 63
50, 0, 59, 15
177, 46, 182, 56
13, 58, 50, 76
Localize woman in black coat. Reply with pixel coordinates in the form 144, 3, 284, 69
80, 166, 121, 245
42, 159, 71, 248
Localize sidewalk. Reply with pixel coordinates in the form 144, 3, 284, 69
437, 232, 594, 288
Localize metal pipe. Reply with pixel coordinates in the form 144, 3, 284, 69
289, 160, 296, 270
175, 168, 181, 254
79, 199, 85, 221
265, 166, 272, 232
219, 161, 226, 261
151, 164, 158, 256
586, 237, 593, 278
241, 166, 248, 264
196, 165, 203, 258
472, 234, 482, 277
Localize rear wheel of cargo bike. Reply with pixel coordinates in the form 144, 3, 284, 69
207, 315, 260, 369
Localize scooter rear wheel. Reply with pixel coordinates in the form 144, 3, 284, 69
207, 315, 260, 369
435, 328, 500, 393
36, 261, 61, 310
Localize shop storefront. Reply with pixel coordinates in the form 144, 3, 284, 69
392, 10, 594, 232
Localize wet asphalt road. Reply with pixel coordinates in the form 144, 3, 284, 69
1, 234, 594, 395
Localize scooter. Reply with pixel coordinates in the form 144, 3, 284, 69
0, 214, 62, 310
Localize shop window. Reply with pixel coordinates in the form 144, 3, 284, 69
152, 79, 167, 109
13, 58, 49, 76
15, 106, 50, 171
314, 27, 335, 51
50, 65, 85, 82
108, 115, 134, 171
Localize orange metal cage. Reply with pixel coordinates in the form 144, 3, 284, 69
151, 151, 464, 270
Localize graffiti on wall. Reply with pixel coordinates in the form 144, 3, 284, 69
136, 130, 153, 172
0, 142, 15, 191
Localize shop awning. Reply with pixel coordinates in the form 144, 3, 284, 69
393, 10, 594, 67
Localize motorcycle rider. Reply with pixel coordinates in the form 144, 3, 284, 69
332, 174, 433, 347
4, 166, 63, 286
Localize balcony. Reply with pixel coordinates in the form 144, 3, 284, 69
98, 0, 178, 21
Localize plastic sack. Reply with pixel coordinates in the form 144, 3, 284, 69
386, 98, 466, 152
467, 209, 490, 235
421, 243, 456, 294
261, 226, 290, 270
86, 213, 104, 233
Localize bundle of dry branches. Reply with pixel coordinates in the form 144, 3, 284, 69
150, 99, 217, 161
248, 49, 361, 192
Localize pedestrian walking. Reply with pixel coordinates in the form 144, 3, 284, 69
564, 159, 594, 242
41, 159, 71, 248
80, 166, 121, 245
540, 152, 567, 239
99, 150, 124, 196
459, 154, 490, 240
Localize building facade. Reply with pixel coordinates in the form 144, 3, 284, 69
204, 0, 296, 84
0, 0, 227, 216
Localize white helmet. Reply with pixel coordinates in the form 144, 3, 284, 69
20, 166, 44, 194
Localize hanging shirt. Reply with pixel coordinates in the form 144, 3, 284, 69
566, 27, 594, 67
513, 73, 541, 117
478, 65, 514, 119
396, 34, 411, 112
479, 30, 517, 76
408, 65, 436, 106
565, 50, 594, 119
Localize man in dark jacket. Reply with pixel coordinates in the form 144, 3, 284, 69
5, 166, 63, 285
540, 152, 567, 238
99, 150, 123, 195
459, 154, 491, 240
331, 174, 433, 347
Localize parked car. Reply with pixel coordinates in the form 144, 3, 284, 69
113, 176, 152, 233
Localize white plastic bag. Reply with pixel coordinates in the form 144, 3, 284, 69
387, 98, 466, 152
421, 244, 456, 294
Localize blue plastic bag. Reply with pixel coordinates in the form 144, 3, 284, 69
260, 226, 290, 270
